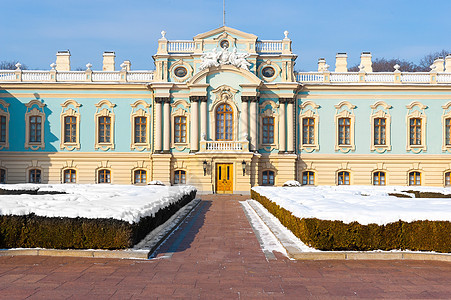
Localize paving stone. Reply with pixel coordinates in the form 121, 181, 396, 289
0, 195, 449, 298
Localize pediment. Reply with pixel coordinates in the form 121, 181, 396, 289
194, 26, 258, 41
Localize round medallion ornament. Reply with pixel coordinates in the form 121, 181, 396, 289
174, 66, 187, 78
220, 39, 229, 49
262, 66, 275, 78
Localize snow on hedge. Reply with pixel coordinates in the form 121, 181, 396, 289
0, 184, 196, 224
252, 185, 451, 225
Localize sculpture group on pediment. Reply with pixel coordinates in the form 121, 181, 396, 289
200, 47, 251, 71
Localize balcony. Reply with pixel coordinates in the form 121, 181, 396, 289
199, 140, 249, 153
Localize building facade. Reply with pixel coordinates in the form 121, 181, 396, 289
1, 26, 451, 193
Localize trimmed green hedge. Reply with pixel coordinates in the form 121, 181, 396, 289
251, 190, 451, 253
0, 190, 196, 249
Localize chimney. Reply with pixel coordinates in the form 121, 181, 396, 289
318, 58, 326, 72
360, 52, 372, 72
55, 50, 71, 71
122, 60, 131, 71
433, 57, 445, 72
102, 51, 116, 71
335, 53, 348, 72
445, 54, 451, 72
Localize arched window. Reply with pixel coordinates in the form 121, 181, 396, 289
0, 168, 5, 184
262, 170, 275, 186
64, 116, 77, 143
338, 118, 351, 145
98, 116, 111, 143
134, 169, 147, 184
64, 169, 76, 183
134, 117, 147, 144
373, 171, 386, 186
98, 169, 111, 183
174, 170, 186, 184
302, 171, 315, 185
409, 171, 421, 186
216, 104, 233, 141
174, 116, 187, 143
262, 117, 274, 144
337, 171, 350, 185
29, 169, 41, 183
445, 172, 451, 186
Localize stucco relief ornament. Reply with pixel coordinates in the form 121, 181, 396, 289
199, 47, 251, 71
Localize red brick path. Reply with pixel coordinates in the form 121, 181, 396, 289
0, 195, 450, 299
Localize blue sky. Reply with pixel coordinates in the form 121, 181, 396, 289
1, 0, 450, 71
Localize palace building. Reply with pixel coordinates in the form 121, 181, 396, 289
1, 26, 451, 193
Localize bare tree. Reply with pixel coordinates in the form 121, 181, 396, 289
418, 49, 450, 71
0, 60, 28, 70
349, 58, 420, 72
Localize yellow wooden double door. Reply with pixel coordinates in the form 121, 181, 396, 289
216, 163, 233, 194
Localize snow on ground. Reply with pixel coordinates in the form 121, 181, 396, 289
253, 185, 451, 225
0, 184, 196, 223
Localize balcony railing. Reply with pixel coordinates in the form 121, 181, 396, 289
199, 140, 249, 152
296, 71, 451, 84
256, 41, 283, 53
0, 70, 154, 83
167, 41, 195, 53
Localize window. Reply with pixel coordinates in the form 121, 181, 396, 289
134, 169, 147, 184
302, 118, 315, 145
130, 100, 151, 151
299, 101, 319, 152
64, 116, 77, 143
373, 171, 386, 186
0, 169, 5, 184
98, 169, 111, 183
370, 101, 392, 153
174, 170, 186, 184
95, 100, 115, 151
406, 102, 427, 153
334, 101, 355, 152
60, 100, 81, 150
445, 172, 451, 186
409, 118, 422, 145
64, 169, 76, 183
98, 116, 111, 143
216, 104, 233, 141
374, 118, 386, 145
262, 170, 275, 186
0, 116, 6, 143
174, 116, 186, 143
446, 119, 451, 146
338, 118, 350, 145
262, 117, 274, 144
337, 171, 350, 185
29, 169, 41, 183
29, 116, 42, 143
134, 117, 147, 143
409, 171, 421, 186
302, 171, 315, 185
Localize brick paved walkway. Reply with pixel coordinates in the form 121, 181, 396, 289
0, 195, 450, 299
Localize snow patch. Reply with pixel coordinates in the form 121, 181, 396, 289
253, 185, 451, 225
0, 184, 196, 224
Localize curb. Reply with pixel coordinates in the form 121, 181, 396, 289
0, 198, 201, 260
245, 200, 451, 262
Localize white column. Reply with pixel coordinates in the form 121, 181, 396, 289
200, 97, 208, 140
279, 99, 286, 152
163, 98, 170, 152
154, 99, 162, 152
250, 98, 258, 151
190, 97, 199, 151
241, 99, 249, 141
287, 99, 294, 153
